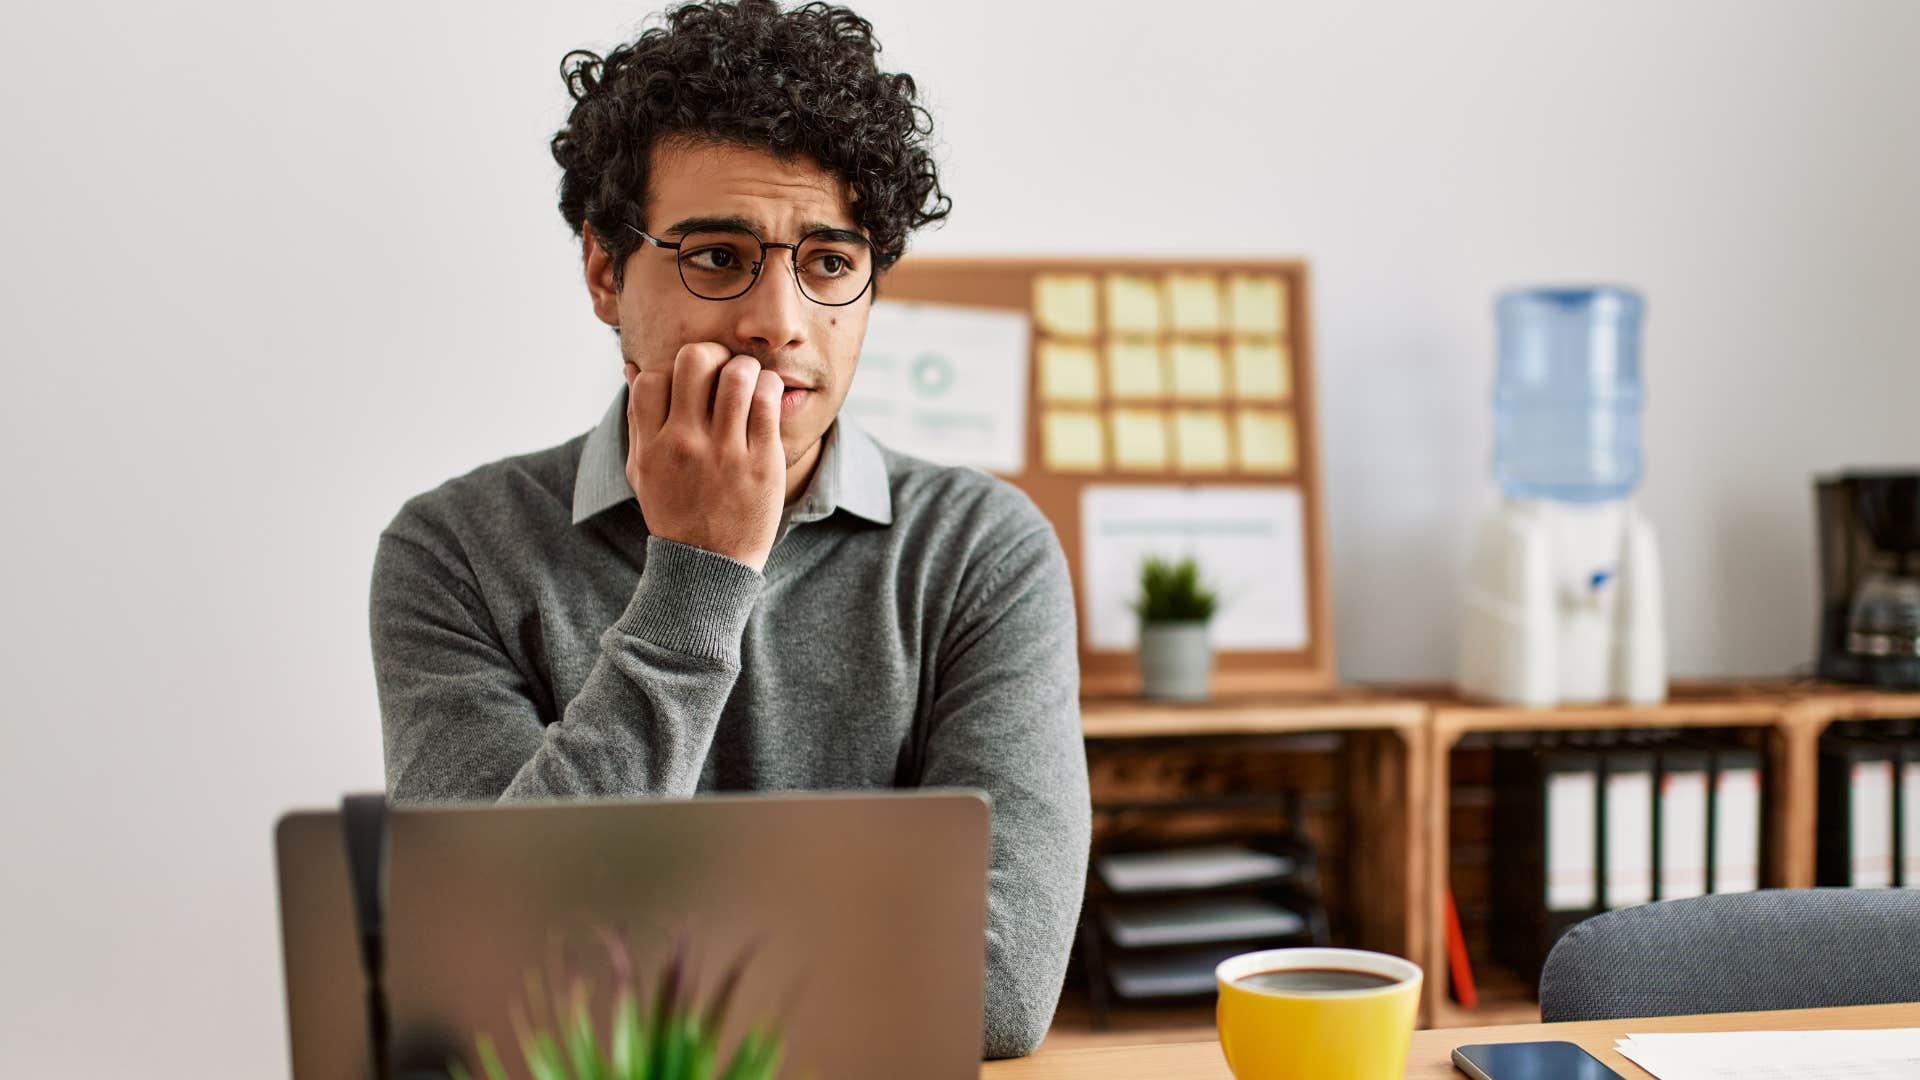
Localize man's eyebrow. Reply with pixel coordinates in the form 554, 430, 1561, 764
660, 215, 760, 238
659, 215, 866, 242
800, 222, 867, 243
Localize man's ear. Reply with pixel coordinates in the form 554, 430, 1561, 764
584, 224, 622, 328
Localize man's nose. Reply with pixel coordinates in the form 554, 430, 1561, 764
732, 250, 808, 353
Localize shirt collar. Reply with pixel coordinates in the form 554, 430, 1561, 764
571, 385, 894, 528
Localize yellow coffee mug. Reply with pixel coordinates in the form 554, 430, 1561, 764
1215, 947, 1423, 1080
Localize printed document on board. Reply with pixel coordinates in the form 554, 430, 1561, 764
1079, 485, 1309, 651
847, 300, 1030, 475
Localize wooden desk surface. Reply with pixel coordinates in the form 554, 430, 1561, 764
982, 1001, 1920, 1078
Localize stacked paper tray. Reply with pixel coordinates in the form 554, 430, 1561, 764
1101, 895, 1306, 949
1106, 944, 1253, 1000
1096, 844, 1296, 894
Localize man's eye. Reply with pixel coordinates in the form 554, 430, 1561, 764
687, 248, 737, 271
810, 254, 848, 276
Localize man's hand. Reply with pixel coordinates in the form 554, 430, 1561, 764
625, 342, 787, 573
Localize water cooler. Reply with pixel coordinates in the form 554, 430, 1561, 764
1458, 286, 1667, 706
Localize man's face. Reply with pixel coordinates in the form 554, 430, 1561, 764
586, 139, 872, 471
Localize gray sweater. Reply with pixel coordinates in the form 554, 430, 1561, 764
369, 388, 1091, 1058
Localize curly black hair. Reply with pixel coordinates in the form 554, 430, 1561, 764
551, 0, 950, 289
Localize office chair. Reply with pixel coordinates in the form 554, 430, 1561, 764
1538, 888, 1920, 1022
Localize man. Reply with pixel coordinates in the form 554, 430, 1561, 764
368, 0, 1090, 1059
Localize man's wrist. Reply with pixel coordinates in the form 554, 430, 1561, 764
608, 536, 765, 664
637, 523, 768, 574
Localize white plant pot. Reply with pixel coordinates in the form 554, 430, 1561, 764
1138, 620, 1213, 701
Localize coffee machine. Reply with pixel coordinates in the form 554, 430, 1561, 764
1816, 471, 1920, 688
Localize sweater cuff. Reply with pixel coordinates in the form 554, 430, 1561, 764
610, 537, 765, 664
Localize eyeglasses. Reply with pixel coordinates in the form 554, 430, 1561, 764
625, 223, 877, 306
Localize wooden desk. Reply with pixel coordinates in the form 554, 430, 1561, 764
982, 1001, 1920, 1078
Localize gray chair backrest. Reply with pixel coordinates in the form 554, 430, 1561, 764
1538, 888, 1920, 1022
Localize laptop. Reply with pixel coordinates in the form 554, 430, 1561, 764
274, 790, 991, 1079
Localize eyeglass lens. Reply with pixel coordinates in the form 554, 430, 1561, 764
674, 229, 874, 305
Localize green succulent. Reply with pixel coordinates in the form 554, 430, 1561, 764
449, 932, 790, 1080
1131, 554, 1219, 624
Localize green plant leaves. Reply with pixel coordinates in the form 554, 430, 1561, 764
610, 990, 642, 1079
451, 932, 795, 1080
1131, 554, 1219, 623
720, 1026, 785, 1080
564, 982, 609, 1080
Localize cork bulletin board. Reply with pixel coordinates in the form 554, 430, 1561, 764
866, 257, 1334, 695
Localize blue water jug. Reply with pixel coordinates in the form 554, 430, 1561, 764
1492, 286, 1645, 502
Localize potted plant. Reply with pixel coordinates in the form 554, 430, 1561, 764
1132, 554, 1219, 701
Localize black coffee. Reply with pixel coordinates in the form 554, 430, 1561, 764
1234, 967, 1399, 993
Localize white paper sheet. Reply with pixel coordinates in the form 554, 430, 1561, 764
1097, 845, 1294, 893
1614, 1027, 1920, 1079
845, 300, 1030, 474
1101, 896, 1305, 948
1079, 485, 1309, 651
1107, 945, 1247, 999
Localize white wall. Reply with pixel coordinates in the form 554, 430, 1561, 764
2, 0, 1916, 1074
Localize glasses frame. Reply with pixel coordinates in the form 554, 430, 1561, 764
625, 223, 877, 307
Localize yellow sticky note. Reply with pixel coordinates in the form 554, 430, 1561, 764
1236, 410, 1297, 473
1166, 273, 1223, 332
1230, 340, 1290, 402
1034, 275, 1098, 337
1106, 341, 1165, 400
1043, 410, 1106, 471
1111, 409, 1170, 471
1172, 409, 1231, 472
1227, 273, 1288, 334
1038, 342, 1101, 402
1170, 341, 1226, 400
1104, 274, 1163, 334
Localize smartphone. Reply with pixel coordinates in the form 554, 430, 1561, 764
1452, 1040, 1627, 1080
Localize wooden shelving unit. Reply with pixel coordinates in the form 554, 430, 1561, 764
1080, 692, 1429, 961
1066, 680, 1920, 1041
1421, 681, 1797, 1028
1078, 691, 1429, 1001
1082, 689, 1424, 741
1776, 688, 1920, 887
